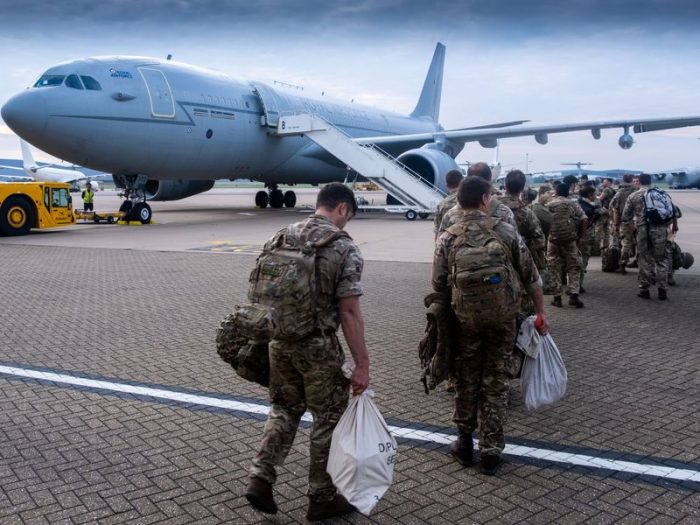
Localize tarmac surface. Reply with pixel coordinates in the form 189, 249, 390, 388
0, 188, 699, 524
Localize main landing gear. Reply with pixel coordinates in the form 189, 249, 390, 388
114, 174, 152, 224
255, 184, 296, 209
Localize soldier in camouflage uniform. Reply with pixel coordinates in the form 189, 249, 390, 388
621, 173, 673, 300
433, 176, 550, 476
246, 183, 369, 521
577, 185, 604, 292
434, 169, 464, 240
609, 174, 637, 274
546, 177, 587, 308
596, 178, 615, 253
500, 170, 547, 313
438, 162, 517, 235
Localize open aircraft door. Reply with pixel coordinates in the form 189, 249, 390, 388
138, 68, 176, 119
250, 82, 297, 128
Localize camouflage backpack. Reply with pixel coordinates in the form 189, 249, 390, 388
245, 226, 347, 341
547, 199, 578, 244
447, 218, 520, 329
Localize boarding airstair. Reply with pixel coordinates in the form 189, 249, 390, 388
274, 112, 446, 217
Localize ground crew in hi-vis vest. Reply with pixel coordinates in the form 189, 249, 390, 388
81, 184, 94, 211
546, 176, 587, 308
433, 176, 549, 476
245, 183, 368, 522
621, 173, 673, 300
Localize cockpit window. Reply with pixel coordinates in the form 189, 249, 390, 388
80, 76, 102, 91
65, 75, 84, 90
33, 75, 65, 88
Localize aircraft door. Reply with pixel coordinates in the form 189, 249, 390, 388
138, 68, 176, 118
250, 82, 290, 127
49, 187, 73, 224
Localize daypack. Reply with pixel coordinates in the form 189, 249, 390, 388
447, 218, 520, 329
547, 199, 578, 244
644, 188, 674, 225
246, 226, 346, 341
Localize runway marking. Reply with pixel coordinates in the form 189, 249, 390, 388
189, 243, 262, 254
1, 364, 699, 485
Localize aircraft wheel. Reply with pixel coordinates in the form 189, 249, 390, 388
418, 212, 429, 220
0, 196, 34, 236
119, 200, 133, 214
405, 209, 417, 221
131, 202, 152, 224
283, 190, 297, 208
255, 191, 269, 208
270, 189, 284, 208
107, 216, 115, 224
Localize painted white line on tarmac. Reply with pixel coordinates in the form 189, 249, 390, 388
1, 364, 699, 484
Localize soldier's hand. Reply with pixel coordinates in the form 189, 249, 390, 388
350, 365, 369, 396
535, 313, 550, 336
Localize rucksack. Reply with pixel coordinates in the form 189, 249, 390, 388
644, 188, 674, 225
246, 226, 346, 341
547, 199, 578, 244
447, 218, 520, 329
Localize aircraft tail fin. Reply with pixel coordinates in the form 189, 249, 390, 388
20, 140, 38, 171
410, 42, 445, 122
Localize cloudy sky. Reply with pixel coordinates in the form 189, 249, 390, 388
1, 0, 700, 173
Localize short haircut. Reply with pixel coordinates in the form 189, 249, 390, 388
316, 182, 357, 215
622, 173, 634, 183
458, 176, 492, 209
445, 169, 464, 189
538, 184, 550, 196
555, 181, 570, 197
467, 162, 492, 182
638, 173, 652, 186
579, 186, 596, 199
562, 175, 578, 187
505, 169, 526, 194
524, 188, 537, 204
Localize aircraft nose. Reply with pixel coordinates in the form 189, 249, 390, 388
1, 90, 48, 141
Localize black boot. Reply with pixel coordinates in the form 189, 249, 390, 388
658, 288, 667, 300
551, 295, 562, 307
450, 435, 474, 467
480, 454, 502, 476
568, 294, 584, 308
637, 289, 650, 299
245, 477, 277, 514
307, 493, 356, 522
620, 264, 627, 275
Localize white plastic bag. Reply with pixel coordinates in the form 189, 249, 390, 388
520, 333, 567, 410
327, 390, 397, 516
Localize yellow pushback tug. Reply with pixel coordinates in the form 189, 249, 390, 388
0, 182, 78, 236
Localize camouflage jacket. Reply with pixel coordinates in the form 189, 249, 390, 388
267, 214, 364, 331
438, 197, 517, 236
499, 194, 546, 268
433, 210, 542, 300
546, 196, 587, 243
609, 184, 635, 223
598, 186, 616, 209
621, 187, 675, 230
433, 192, 458, 235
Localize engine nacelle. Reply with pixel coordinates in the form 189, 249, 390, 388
618, 133, 634, 150
478, 139, 498, 149
396, 148, 460, 194
535, 133, 548, 145
144, 179, 216, 201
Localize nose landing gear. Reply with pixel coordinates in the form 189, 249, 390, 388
114, 174, 152, 224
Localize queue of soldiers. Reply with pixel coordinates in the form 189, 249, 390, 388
238, 167, 682, 520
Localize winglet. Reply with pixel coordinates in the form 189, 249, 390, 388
19, 139, 38, 172
410, 43, 445, 122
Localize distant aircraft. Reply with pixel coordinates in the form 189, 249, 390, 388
650, 168, 700, 189
0, 139, 99, 191
4, 42, 700, 222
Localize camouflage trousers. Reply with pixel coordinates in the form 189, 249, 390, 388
619, 223, 636, 265
452, 320, 516, 457
249, 331, 349, 502
636, 225, 670, 291
546, 240, 582, 295
579, 228, 596, 287
595, 217, 611, 252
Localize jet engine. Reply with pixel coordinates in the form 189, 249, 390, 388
618, 133, 634, 150
396, 148, 460, 192
144, 179, 216, 201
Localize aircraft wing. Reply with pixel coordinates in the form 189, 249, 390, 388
0, 165, 25, 171
354, 116, 700, 149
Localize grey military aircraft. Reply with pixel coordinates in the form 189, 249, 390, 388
3, 42, 700, 222
650, 168, 700, 189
